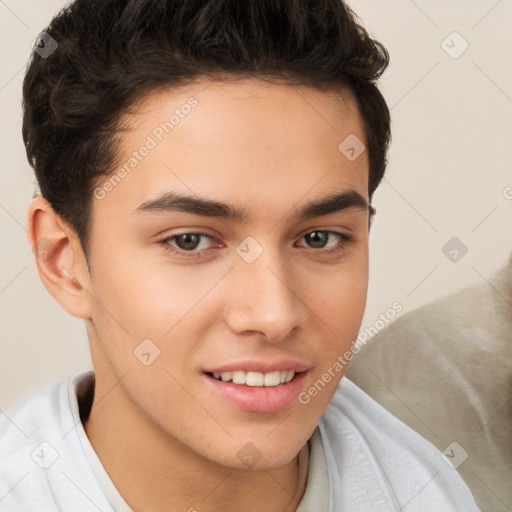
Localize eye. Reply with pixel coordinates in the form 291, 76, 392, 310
297, 230, 354, 255
158, 229, 354, 260
159, 232, 218, 259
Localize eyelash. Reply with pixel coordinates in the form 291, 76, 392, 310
158, 230, 355, 260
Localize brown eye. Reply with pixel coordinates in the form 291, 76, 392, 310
174, 233, 203, 251
159, 232, 218, 259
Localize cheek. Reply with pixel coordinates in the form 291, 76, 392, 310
88, 249, 220, 375
86, 248, 168, 369
310, 254, 368, 330
305, 254, 369, 375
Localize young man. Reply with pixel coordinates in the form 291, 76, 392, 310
0, 0, 480, 510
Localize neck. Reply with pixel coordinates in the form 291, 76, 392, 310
83, 375, 310, 512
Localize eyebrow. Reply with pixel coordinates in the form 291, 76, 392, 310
133, 189, 375, 222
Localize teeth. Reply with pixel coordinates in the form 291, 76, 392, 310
245, 371, 264, 386
264, 371, 281, 386
211, 370, 296, 386
232, 371, 246, 385
220, 372, 232, 382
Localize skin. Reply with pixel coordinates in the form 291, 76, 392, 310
27, 77, 371, 511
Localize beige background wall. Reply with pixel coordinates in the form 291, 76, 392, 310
1, 0, 511, 408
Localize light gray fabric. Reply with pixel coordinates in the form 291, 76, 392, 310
0, 371, 480, 511
347, 255, 512, 512
299, 427, 329, 512
320, 378, 480, 511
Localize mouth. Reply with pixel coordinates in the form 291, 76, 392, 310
203, 369, 308, 413
206, 370, 296, 387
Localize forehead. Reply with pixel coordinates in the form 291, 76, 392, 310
93, 77, 369, 224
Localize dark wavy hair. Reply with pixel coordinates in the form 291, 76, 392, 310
22, 0, 390, 266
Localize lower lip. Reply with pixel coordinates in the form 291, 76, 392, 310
203, 372, 308, 413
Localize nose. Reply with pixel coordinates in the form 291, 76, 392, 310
224, 245, 302, 342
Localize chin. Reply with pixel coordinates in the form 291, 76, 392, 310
199, 429, 311, 472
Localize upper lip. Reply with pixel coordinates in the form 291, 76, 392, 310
203, 359, 311, 374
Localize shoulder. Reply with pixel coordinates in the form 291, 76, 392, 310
318, 378, 481, 511
0, 371, 106, 511
0, 376, 68, 458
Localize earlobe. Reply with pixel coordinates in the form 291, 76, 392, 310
27, 196, 92, 320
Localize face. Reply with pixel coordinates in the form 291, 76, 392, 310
84, 78, 370, 469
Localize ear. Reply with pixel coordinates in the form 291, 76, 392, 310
27, 196, 92, 320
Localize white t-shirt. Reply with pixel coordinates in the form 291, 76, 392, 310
0, 371, 480, 511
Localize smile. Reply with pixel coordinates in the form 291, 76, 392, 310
203, 370, 308, 413
208, 370, 295, 387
